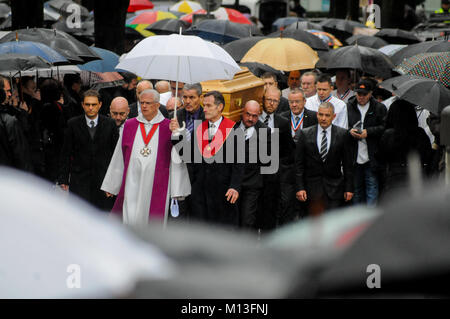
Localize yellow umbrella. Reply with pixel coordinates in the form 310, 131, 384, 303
241, 38, 319, 71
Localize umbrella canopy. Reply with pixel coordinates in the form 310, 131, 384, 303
375, 28, 421, 45
323, 45, 395, 79
268, 29, 329, 51
272, 17, 305, 31
169, 0, 202, 14
306, 29, 343, 48
395, 52, 450, 88
52, 19, 95, 39
320, 18, 367, 42
391, 40, 450, 66
126, 10, 178, 25
0, 53, 52, 72
0, 3, 10, 19
0, 28, 100, 63
378, 44, 408, 57
241, 38, 319, 72
0, 40, 69, 66
128, 0, 154, 12
187, 20, 252, 44
239, 62, 287, 83
181, 8, 251, 25
222, 36, 266, 62
46, 0, 90, 19
381, 75, 450, 114
145, 18, 190, 35
345, 35, 389, 49
79, 47, 120, 73
116, 34, 241, 84
286, 21, 323, 31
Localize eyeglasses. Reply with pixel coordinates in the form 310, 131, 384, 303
265, 98, 279, 104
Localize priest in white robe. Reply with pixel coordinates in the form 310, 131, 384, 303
101, 89, 190, 227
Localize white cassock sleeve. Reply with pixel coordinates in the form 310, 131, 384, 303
101, 132, 124, 195
169, 147, 191, 199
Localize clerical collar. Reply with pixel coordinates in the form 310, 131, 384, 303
137, 111, 164, 125
209, 116, 222, 128
320, 95, 332, 103
85, 115, 98, 127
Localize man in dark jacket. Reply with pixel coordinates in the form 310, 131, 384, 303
347, 79, 387, 207
58, 89, 119, 210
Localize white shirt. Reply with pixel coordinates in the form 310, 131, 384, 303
317, 124, 331, 154
332, 89, 355, 104
356, 102, 370, 164
85, 115, 98, 127
290, 111, 304, 137
305, 94, 348, 129
239, 122, 255, 140
208, 116, 223, 137
259, 111, 274, 131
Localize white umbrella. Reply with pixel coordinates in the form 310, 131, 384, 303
116, 33, 241, 126
0, 168, 174, 298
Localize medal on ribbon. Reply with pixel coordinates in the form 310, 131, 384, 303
139, 122, 159, 157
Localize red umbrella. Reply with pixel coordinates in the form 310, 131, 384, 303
127, 0, 154, 13
181, 7, 251, 25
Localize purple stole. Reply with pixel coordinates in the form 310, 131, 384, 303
111, 117, 172, 222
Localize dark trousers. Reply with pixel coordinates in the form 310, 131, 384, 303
239, 187, 261, 230
278, 182, 298, 226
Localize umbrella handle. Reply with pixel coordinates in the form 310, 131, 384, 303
172, 121, 186, 137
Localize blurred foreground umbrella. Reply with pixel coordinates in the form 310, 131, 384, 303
145, 18, 190, 35
241, 38, 319, 71
0, 28, 100, 63
116, 34, 241, 84
169, 0, 202, 14
381, 75, 450, 114
391, 40, 450, 66
378, 44, 408, 57
0, 168, 172, 298
272, 17, 305, 31
0, 53, 52, 72
269, 29, 329, 51
0, 3, 10, 19
187, 20, 252, 44
128, 0, 154, 12
0, 40, 69, 66
375, 28, 421, 44
79, 47, 120, 73
181, 8, 251, 24
222, 36, 266, 62
345, 34, 388, 49
323, 45, 394, 79
306, 29, 342, 48
395, 52, 450, 88
286, 20, 323, 31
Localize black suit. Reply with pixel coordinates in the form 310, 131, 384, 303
275, 96, 290, 115
295, 124, 354, 215
258, 113, 296, 230
234, 120, 271, 229
58, 115, 119, 210
129, 102, 170, 119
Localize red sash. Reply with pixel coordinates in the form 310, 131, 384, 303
196, 117, 235, 158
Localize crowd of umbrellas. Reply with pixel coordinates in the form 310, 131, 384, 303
0, 0, 448, 114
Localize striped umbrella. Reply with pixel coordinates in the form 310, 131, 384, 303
306, 29, 342, 48
181, 7, 251, 25
395, 52, 450, 88
169, 0, 202, 14
126, 11, 178, 37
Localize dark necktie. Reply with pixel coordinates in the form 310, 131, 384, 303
186, 113, 194, 133
208, 123, 215, 141
264, 114, 270, 126
88, 120, 96, 139
320, 129, 327, 162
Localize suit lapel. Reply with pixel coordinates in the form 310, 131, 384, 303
80, 115, 91, 141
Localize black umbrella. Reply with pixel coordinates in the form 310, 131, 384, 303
145, 18, 190, 35
46, 0, 91, 19
0, 53, 52, 72
323, 45, 395, 79
268, 29, 329, 52
222, 36, 266, 62
0, 28, 100, 63
391, 40, 450, 66
186, 20, 252, 44
375, 28, 422, 45
345, 35, 389, 49
286, 21, 323, 31
320, 18, 367, 42
380, 75, 450, 114
239, 62, 287, 83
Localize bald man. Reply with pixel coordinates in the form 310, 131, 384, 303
234, 100, 272, 229
129, 80, 169, 118
109, 97, 130, 130
156, 81, 173, 105
165, 96, 182, 118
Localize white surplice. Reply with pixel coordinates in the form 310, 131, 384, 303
101, 111, 191, 227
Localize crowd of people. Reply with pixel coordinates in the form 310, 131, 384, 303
0, 68, 442, 233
